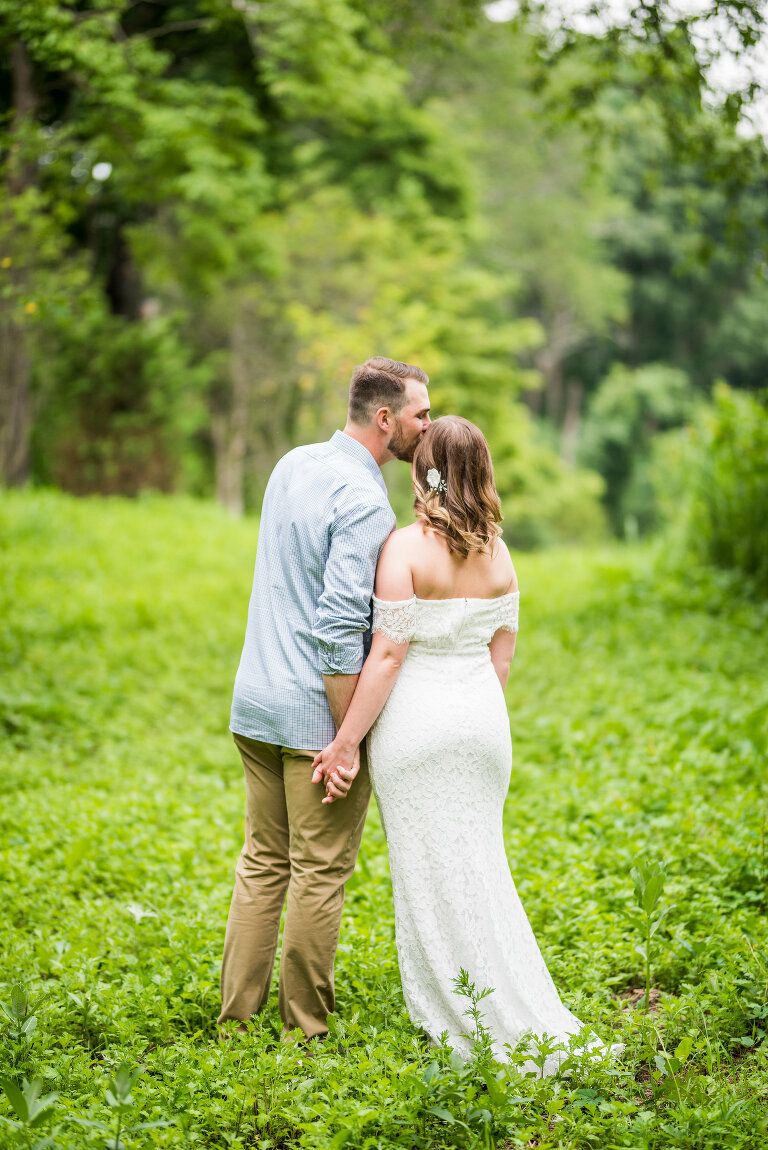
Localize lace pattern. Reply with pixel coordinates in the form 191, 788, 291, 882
367, 588, 594, 1072
372, 595, 417, 644
495, 591, 519, 635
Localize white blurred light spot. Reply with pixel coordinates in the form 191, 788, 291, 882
485, 0, 518, 19
92, 162, 112, 181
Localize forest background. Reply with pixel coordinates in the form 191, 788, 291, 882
3, 5, 768, 1150
2, 0, 768, 556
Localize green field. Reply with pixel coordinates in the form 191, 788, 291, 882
1, 491, 767, 1149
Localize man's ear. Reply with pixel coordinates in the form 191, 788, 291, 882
375, 406, 392, 433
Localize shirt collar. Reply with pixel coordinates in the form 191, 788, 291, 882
331, 429, 388, 494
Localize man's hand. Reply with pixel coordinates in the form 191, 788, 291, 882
312, 741, 360, 804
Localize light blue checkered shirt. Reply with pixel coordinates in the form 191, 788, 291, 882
230, 430, 396, 749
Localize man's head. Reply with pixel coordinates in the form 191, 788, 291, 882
347, 356, 430, 463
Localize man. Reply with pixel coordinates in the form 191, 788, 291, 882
218, 355, 431, 1040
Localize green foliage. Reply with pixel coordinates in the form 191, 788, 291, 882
2, 490, 768, 1147
32, 310, 210, 497
684, 384, 768, 595
0, 1076, 59, 1149
489, 406, 608, 550
628, 859, 668, 1013
72, 1063, 173, 1149
580, 363, 694, 536
3, 1, 768, 540
1, 986, 40, 1047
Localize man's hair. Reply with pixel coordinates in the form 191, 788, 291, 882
348, 356, 428, 425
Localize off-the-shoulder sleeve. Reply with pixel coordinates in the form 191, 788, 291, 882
495, 591, 519, 634
371, 595, 417, 644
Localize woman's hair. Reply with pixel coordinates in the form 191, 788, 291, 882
412, 416, 503, 557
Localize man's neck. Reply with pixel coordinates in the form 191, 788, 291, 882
341, 422, 391, 468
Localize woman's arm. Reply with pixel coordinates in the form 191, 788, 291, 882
312, 531, 414, 803
489, 627, 516, 690
488, 564, 519, 690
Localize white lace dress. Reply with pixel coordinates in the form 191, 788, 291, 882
367, 593, 591, 1069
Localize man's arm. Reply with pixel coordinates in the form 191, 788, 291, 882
312, 498, 394, 800
322, 672, 359, 731
314, 530, 414, 803
312, 499, 394, 682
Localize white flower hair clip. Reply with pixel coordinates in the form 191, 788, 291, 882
426, 467, 447, 494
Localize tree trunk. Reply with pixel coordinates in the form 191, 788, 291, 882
560, 381, 583, 466
0, 314, 32, 485
0, 42, 37, 487
535, 308, 582, 429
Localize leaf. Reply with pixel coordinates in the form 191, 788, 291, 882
653, 1054, 668, 1075
22, 1016, 38, 1037
326, 1128, 352, 1150
69, 1117, 109, 1131
631, 860, 666, 914
674, 1035, 693, 1061
0, 1078, 28, 1122
10, 985, 27, 1021
422, 1061, 439, 1085
427, 1106, 456, 1123
478, 1066, 505, 1105
125, 1120, 174, 1132
114, 1064, 136, 1098
641, 873, 665, 914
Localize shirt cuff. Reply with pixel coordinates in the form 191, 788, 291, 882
317, 639, 365, 676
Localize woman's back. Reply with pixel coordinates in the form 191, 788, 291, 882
383, 521, 516, 602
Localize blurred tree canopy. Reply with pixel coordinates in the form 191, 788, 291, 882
1, 0, 767, 544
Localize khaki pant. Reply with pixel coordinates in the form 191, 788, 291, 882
218, 734, 371, 1038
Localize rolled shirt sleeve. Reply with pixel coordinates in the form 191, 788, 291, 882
312, 499, 395, 675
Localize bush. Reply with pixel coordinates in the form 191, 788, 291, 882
31, 310, 211, 497
492, 405, 608, 550
580, 363, 694, 537
685, 384, 768, 594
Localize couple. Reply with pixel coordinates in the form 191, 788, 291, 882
218, 356, 606, 1069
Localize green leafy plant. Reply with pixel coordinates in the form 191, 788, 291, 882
652, 1033, 694, 1101
628, 858, 668, 1013
453, 968, 496, 1065
686, 385, 768, 595
0, 986, 47, 1060
3, 494, 768, 1148
0, 1077, 59, 1149
71, 1065, 171, 1150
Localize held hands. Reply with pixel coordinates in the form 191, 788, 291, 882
312, 741, 360, 804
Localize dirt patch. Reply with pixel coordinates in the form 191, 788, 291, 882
618, 986, 663, 1013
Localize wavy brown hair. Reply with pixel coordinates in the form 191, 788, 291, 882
412, 416, 503, 557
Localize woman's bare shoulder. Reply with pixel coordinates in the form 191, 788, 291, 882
494, 539, 518, 593
375, 525, 421, 599
381, 521, 427, 554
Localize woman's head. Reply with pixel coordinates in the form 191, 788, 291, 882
412, 416, 502, 557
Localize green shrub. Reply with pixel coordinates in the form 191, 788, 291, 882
686, 384, 768, 595
31, 311, 211, 497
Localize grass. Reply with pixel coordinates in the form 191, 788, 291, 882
1, 488, 767, 1149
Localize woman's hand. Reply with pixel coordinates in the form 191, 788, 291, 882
312, 741, 360, 804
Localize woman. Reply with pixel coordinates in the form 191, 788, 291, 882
313, 416, 613, 1069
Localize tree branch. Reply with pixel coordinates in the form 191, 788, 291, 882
131, 18, 214, 40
